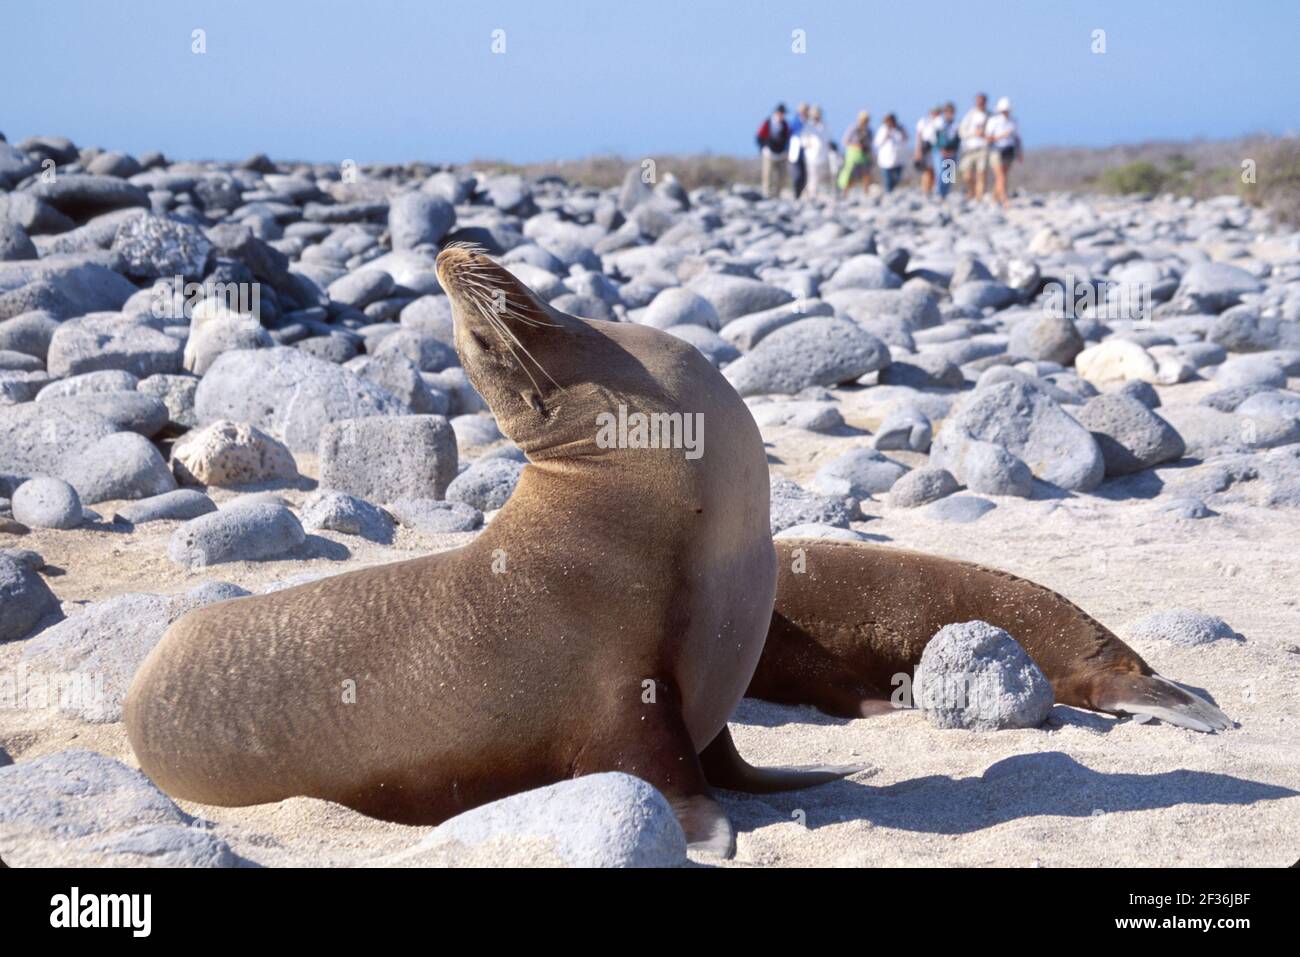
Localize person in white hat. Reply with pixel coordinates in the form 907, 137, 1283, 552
985, 96, 1021, 206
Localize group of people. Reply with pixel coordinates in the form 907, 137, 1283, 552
755, 93, 1022, 206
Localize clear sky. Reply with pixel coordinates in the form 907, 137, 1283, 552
1, 0, 1295, 165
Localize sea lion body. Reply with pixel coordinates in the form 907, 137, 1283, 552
750, 540, 1231, 732
127, 248, 838, 851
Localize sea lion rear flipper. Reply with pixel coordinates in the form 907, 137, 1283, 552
700, 726, 866, 794
1092, 673, 1234, 733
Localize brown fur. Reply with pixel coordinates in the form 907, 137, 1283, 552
749, 539, 1230, 731
125, 248, 779, 846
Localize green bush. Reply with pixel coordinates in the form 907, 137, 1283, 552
1098, 161, 1169, 195
1241, 140, 1300, 226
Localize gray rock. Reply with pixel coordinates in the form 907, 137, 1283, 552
328, 268, 395, 309
20, 583, 251, 722
924, 494, 997, 523
36, 369, 139, 398
960, 441, 1034, 497
388, 192, 455, 250
0, 310, 61, 359
38, 391, 169, 437
45, 314, 183, 378
0, 548, 44, 572
810, 448, 907, 498
719, 299, 833, 350
1076, 394, 1185, 476
687, 272, 793, 322
450, 412, 503, 448
26, 174, 150, 219
641, 287, 720, 330
1208, 306, 1300, 353
300, 490, 395, 544
0, 402, 120, 488
168, 501, 306, 568
1154, 497, 1215, 520
194, 347, 409, 452
1114, 379, 1160, 409
113, 489, 216, 525
89, 824, 238, 868
1176, 262, 1264, 312
0, 221, 37, 261
446, 458, 526, 511
913, 621, 1054, 730
349, 351, 442, 414
1214, 355, 1287, 390
932, 380, 1105, 491
386, 497, 483, 533
662, 324, 741, 366
1008, 314, 1084, 365
1199, 384, 1272, 413
0, 553, 60, 643
136, 373, 198, 427
952, 280, 1018, 311
873, 407, 933, 452
204, 222, 291, 288
749, 399, 845, 432
822, 254, 902, 293
877, 354, 964, 389
110, 214, 212, 280
1235, 390, 1300, 423
769, 477, 856, 533
61, 431, 176, 504
0, 750, 239, 867
319, 415, 458, 503
724, 316, 890, 396
0, 259, 136, 321
184, 312, 272, 375
11, 477, 82, 529
1123, 609, 1243, 647
888, 467, 959, 508
371, 328, 458, 372
1159, 404, 1300, 457
380, 773, 686, 868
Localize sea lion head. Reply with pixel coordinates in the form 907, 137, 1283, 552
435, 243, 590, 446
436, 243, 744, 474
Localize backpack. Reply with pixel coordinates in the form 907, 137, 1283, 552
933, 126, 960, 152
756, 119, 770, 150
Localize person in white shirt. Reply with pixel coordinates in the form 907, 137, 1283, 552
958, 92, 990, 200
873, 114, 907, 193
800, 106, 833, 200
913, 105, 941, 195
985, 96, 1022, 207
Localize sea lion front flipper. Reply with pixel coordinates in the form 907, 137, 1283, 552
700, 726, 866, 794
1091, 673, 1234, 733
571, 693, 737, 857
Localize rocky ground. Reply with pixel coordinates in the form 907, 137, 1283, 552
1, 133, 1298, 867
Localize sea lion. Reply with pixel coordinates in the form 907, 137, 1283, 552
748, 539, 1231, 732
125, 246, 853, 856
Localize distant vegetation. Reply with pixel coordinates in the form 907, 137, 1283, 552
481, 134, 1299, 228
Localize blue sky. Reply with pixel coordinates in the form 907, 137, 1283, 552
1, 0, 1295, 164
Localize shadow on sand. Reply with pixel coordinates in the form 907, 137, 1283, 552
718, 750, 1298, 836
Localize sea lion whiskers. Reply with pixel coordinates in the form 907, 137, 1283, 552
452, 276, 564, 392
